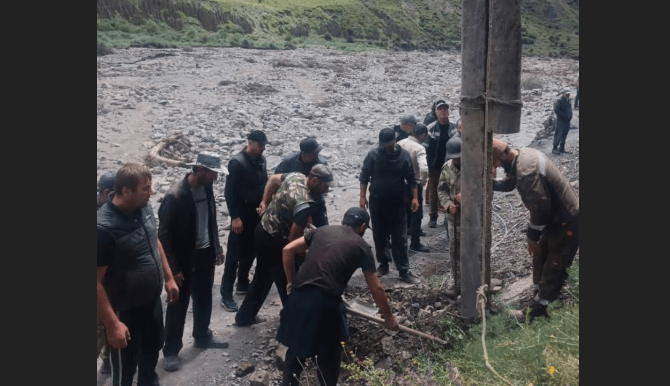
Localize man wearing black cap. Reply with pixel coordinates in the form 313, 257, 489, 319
277, 207, 399, 386
393, 114, 417, 142
159, 151, 229, 372
359, 128, 420, 284
423, 100, 457, 228
235, 164, 335, 327
97, 170, 117, 210
219, 130, 269, 312
275, 137, 330, 227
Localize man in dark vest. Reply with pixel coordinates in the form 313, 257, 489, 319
219, 130, 269, 312
97, 163, 179, 386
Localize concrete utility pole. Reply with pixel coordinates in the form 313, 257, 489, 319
459, 0, 522, 319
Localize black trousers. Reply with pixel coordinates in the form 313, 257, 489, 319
407, 184, 424, 247
553, 121, 571, 151
282, 346, 341, 386
163, 246, 216, 356
109, 298, 164, 386
369, 197, 409, 273
235, 224, 289, 326
220, 208, 259, 298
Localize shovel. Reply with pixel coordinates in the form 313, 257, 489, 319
343, 298, 449, 346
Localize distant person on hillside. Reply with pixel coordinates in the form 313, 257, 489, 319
552, 87, 573, 155
574, 73, 579, 109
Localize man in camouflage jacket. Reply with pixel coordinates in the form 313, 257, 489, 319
437, 136, 462, 297
234, 165, 334, 327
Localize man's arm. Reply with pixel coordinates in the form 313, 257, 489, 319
417, 146, 429, 186
157, 194, 181, 275
225, 159, 245, 234
363, 271, 399, 331
437, 165, 456, 212
257, 174, 284, 217
158, 240, 179, 303
359, 183, 369, 209
282, 236, 309, 294
97, 266, 130, 349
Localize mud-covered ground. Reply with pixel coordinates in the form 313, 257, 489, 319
97, 47, 579, 386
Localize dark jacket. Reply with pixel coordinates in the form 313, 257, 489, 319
393, 125, 410, 142
423, 110, 437, 126
225, 150, 268, 219
423, 119, 456, 169
97, 197, 164, 312
274, 151, 328, 176
553, 96, 573, 132
158, 173, 221, 274
359, 145, 416, 202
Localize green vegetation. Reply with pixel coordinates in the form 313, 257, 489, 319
97, 0, 578, 57
401, 262, 580, 386
341, 262, 579, 386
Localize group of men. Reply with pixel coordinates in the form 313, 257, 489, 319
97, 93, 579, 386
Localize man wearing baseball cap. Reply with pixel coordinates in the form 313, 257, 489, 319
235, 164, 335, 327
552, 87, 573, 155
159, 151, 229, 371
275, 137, 330, 227
359, 128, 420, 284
219, 130, 269, 313
277, 206, 398, 386
423, 99, 457, 228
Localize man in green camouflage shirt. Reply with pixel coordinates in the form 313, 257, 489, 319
437, 136, 462, 298
235, 165, 334, 326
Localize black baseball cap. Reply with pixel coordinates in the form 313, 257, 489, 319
99, 170, 117, 193
248, 130, 268, 145
378, 127, 396, 147
342, 207, 371, 229
300, 137, 323, 154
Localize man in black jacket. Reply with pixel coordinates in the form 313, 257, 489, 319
275, 137, 329, 227
423, 100, 456, 228
159, 152, 229, 372
219, 130, 269, 312
553, 87, 573, 155
359, 128, 420, 284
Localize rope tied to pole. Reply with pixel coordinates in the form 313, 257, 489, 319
460, 93, 524, 110
477, 284, 515, 386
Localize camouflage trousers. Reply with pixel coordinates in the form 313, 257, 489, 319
446, 213, 461, 295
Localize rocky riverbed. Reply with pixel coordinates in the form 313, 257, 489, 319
97, 46, 579, 386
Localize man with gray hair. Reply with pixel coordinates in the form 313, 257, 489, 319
393, 114, 417, 142
159, 152, 229, 371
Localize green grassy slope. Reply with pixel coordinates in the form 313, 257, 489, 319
97, 0, 578, 57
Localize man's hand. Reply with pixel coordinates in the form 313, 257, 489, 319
527, 239, 540, 257
107, 321, 131, 349
286, 282, 292, 296
165, 278, 179, 305
448, 204, 460, 214
256, 202, 267, 217
383, 314, 399, 331
454, 193, 462, 205
410, 198, 419, 212
359, 197, 368, 210
173, 271, 184, 287
231, 217, 243, 235
216, 249, 225, 266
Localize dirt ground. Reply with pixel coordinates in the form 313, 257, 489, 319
97, 47, 579, 386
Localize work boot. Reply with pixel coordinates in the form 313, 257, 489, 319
194, 333, 229, 349
527, 300, 549, 321
163, 355, 180, 372
559, 148, 570, 154
428, 218, 437, 228
376, 263, 389, 277
399, 271, 420, 284
552, 148, 560, 155
409, 244, 430, 253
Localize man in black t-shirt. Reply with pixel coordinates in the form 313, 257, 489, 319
276, 207, 399, 386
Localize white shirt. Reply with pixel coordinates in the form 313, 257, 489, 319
397, 136, 428, 186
